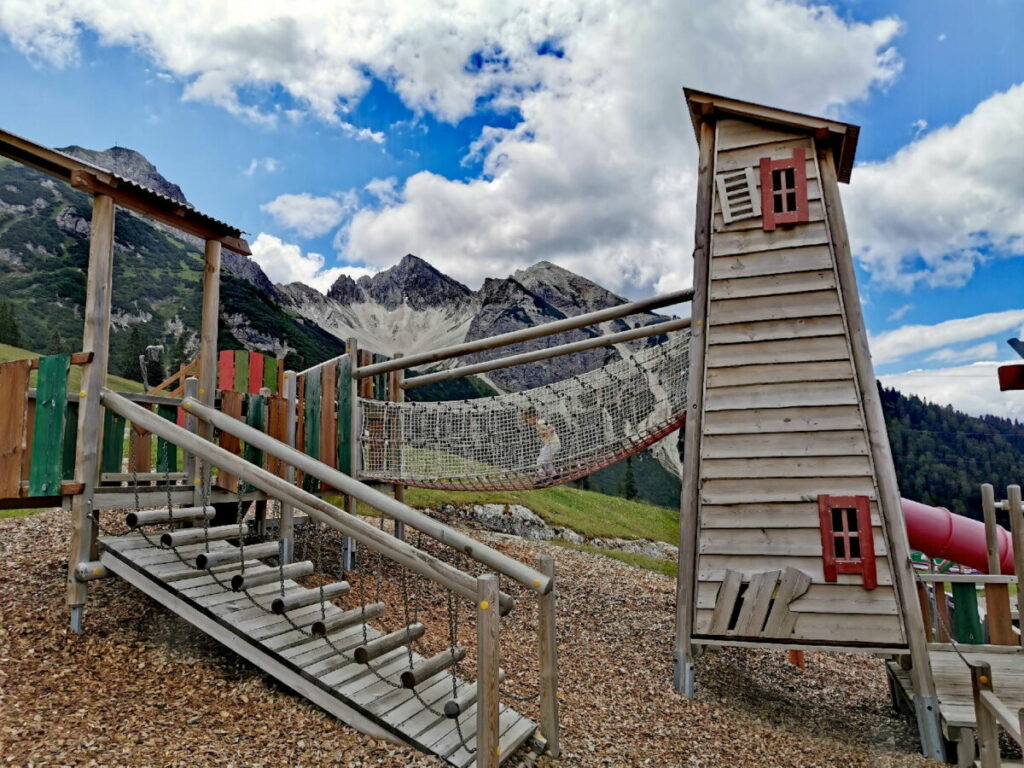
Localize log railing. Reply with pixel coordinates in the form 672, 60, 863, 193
970, 661, 1024, 767
99, 385, 560, 760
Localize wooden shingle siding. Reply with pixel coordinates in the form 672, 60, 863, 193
697, 582, 900, 615
715, 119, 807, 151
697, 555, 893, 588
706, 335, 849, 367
710, 269, 836, 300
713, 221, 829, 256
702, 405, 864, 434
699, 526, 888, 557
700, 475, 878, 504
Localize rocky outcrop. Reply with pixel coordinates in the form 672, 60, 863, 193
357, 254, 472, 311
430, 503, 677, 561
59, 145, 189, 204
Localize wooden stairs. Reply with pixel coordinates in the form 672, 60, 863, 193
98, 534, 536, 766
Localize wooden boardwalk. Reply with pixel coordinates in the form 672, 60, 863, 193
99, 534, 535, 767
887, 646, 1024, 766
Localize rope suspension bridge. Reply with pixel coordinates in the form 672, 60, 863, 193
358, 329, 690, 491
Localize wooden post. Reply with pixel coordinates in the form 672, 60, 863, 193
196, 239, 221, 497
537, 554, 561, 756
389, 355, 405, 540
982, 484, 1014, 645
1008, 485, 1023, 648
183, 377, 200, 505
476, 574, 501, 768
970, 662, 1001, 768
818, 147, 944, 760
66, 193, 116, 631
280, 370, 297, 564
674, 115, 715, 698
342, 338, 359, 571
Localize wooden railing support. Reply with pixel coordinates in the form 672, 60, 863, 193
280, 370, 297, 564
537, 554, 561, 756
66, 192, 115, 632
1008, 485, 1023, 648
971, 660, 1024, 768
982, 484, 1014, 645
476, 574, 501, 768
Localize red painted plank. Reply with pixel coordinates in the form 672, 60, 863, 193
248, 352, 265, 394
218, 349, 234, 391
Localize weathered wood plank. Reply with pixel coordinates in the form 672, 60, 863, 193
710, 269, 835, 301
708, 570, 743, 635
704, 379, 859, 411
244, 393, 266, 470
707, 316, 846, 345
337, 355, 352, 475
715, 199, 824, 233
702, 430, 869, 460
707, 335, 850, 368
248, 352, 264, 395
700, 475, 877, 504
698, 581, 899, 615
320, 363, 338, 479
703, 405, 864, 435
29, 354, 70, 497
713, 221, 829, 257
699, 525, 887, 556
705, 361, 854, 389
698, 554, 893, 586
709, 289, 840, 325
0, 360, 31, 499
763, 567, 812, 638
100, 408, 126, 474
155, 404, 179, 473
733, 570, 781, 636
715, 135, 815, 171
303, 370, 321, 490
710, 245, 834, 281
715, 117, 805, 151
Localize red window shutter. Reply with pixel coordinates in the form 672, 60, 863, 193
759, 147, 810, 231
818, 494, 877, 590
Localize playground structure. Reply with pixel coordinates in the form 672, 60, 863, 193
0, 89, 1021, 765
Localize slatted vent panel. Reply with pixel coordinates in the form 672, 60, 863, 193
715, 167, 761, 224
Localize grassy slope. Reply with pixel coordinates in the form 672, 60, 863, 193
0, 342, 143, 392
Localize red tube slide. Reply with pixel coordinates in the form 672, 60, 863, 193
902, 498, 1015, 574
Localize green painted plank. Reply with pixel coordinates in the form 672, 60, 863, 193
234, 350, 249, 393
244, 394, 266, 468
28, 354, 70, 496
61, 403, 78, 481
336, 355, 352, 474
303, 371, 321, 491
101, 408, 126, 474
951, 582, 984, 644
155, 404, 179, 473
263, 356, 278, 394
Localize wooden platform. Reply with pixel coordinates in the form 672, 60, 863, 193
99, 534, 535, 767
887, 646, 1024, 766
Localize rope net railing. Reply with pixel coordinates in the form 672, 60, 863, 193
358, 330, 690, 491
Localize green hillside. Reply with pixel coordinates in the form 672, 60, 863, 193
0, 342, 142, 392
0, 157, 344, 378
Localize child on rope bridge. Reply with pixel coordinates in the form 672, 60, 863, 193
523, 407, 560, 480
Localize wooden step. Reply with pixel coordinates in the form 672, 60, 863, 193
126, 505, 215, 527
196, 541, 279, 569
97, 535, 536, 765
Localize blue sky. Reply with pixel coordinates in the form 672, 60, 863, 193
0, 0, 1021, 417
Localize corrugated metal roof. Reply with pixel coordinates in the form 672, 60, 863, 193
0, 126, 249, 252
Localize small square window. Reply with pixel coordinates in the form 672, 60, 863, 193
818, 494, 877, 590
759, 148, 810, 231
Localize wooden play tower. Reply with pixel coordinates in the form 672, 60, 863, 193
672, 89, 945, 759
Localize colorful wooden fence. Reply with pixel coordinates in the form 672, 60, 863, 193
217, 350, 282, 395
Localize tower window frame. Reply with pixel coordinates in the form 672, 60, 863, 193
759, 147, 810, 231
817, 494, 877, 590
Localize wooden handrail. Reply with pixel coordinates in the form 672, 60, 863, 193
971, 661, 1023, 767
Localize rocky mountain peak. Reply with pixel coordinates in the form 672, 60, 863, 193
358, 253, 471, 311
327, 274, 366, 304
58, 145, 189, 205
513, 260, 627, 317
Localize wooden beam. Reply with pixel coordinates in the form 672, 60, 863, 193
674, 113, 716, 697
981, 484, 1015, 645
66, 193, 116, 627
29, 352, 92, 370
1008, 485, 1024, 648
537, 554, 561, 757
68, 170, 250, 255
818, 146, 943, 760
196, 239, 221, 497
476, 574, 501, 768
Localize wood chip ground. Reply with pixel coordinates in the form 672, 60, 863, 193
0, 509, 942, 767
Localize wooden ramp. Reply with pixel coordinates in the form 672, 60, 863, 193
887, 647, 1024, 767
99, 535, 536, 766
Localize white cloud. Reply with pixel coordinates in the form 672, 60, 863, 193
869, 309, 1024, 364
887, 303, 913, 321
261, 192, 354, 238
880, 362, 1024, 420
846, 82, 1024, 291
937, 33, 946, 42
249, 233, 374, 293
365, 177, 400, 206
926, 341, 998, 363
243, 157, 280, 176
910, 118, 927, 138
0, 0, 904, 294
